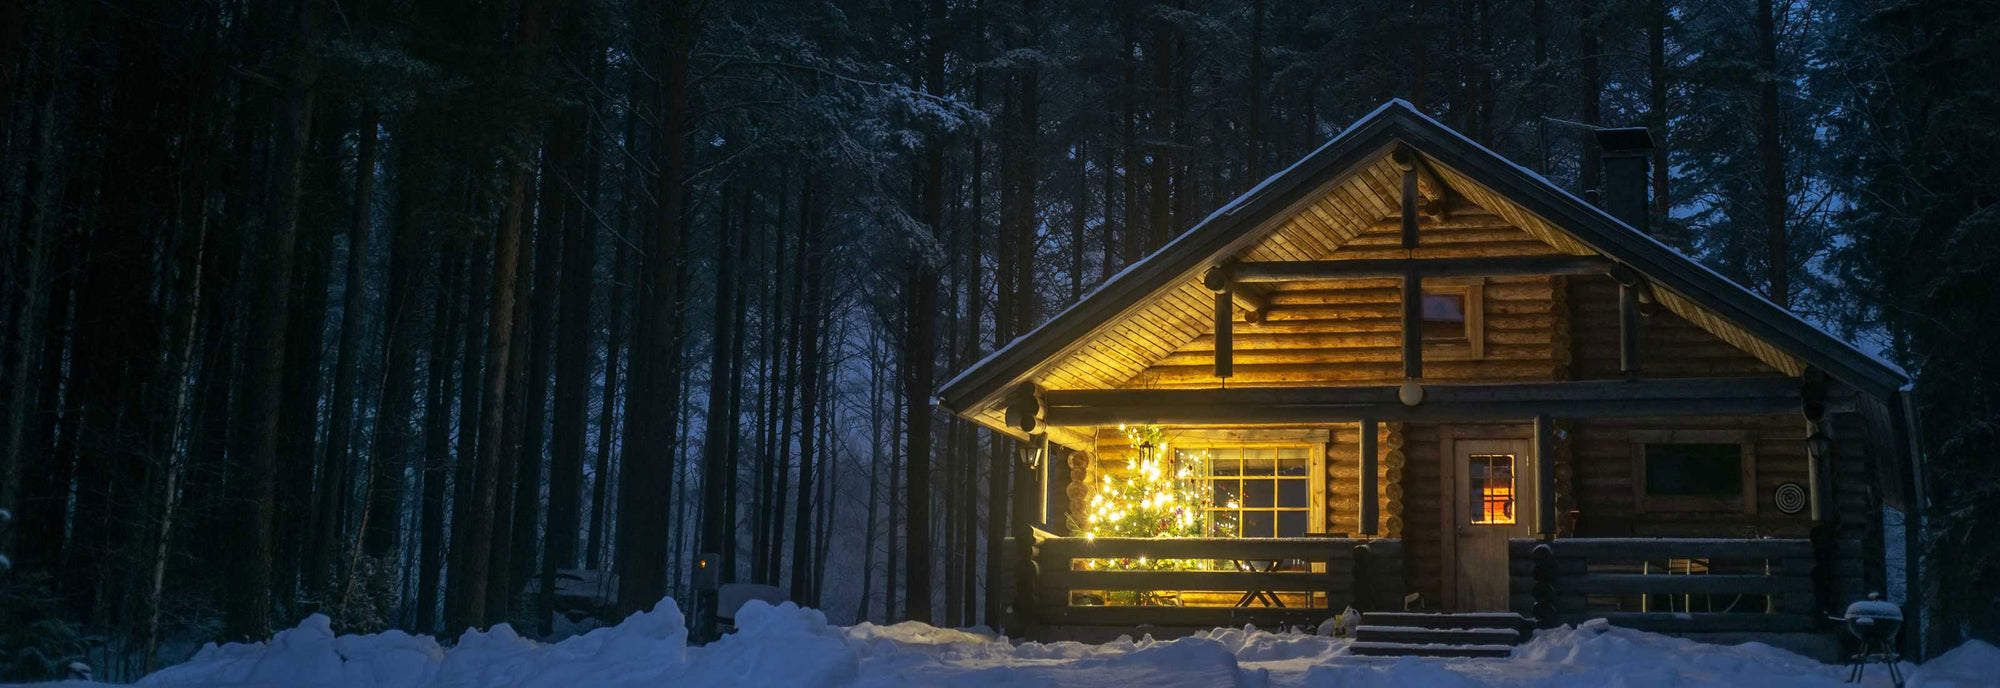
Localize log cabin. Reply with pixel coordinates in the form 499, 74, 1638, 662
937, 100, 1925, 660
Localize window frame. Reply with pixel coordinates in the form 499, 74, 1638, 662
1422, 277, 1487, 360
1629, 430, 1758, 514
1162, 429, 1329, 539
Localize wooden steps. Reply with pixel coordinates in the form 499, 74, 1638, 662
1348, 612, 1534, 658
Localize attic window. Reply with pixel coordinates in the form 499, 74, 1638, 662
1420, 280, 1485, 358
1421, 293, 1467, 340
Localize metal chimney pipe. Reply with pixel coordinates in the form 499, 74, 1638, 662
1592, 127, 1656, 234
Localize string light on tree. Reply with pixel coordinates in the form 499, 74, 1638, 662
1075, 425, 1227, 545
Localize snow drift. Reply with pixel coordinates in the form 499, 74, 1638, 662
115, 598, 1995, 687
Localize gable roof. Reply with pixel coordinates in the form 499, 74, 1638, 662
939, 100, 1909, 421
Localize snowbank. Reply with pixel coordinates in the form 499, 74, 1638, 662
95, 599, 1997, 687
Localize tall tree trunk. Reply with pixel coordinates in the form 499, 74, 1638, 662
275, 109, 339, 604
698, 184, 739, 632
309, 105, 377, 599
0, 58, 63, 563
722, 191, 752, 585
1579, 0, 1602, 194
224, 0, 316, 639
543, 27, 595, 633
486, 212, 534, 623
749, 182, 782, 585
855, 331, 885, 624
616, 0, 694, 614
1755, 0, 1787, 307
450, 0, 551, 621
1648, 0, 1669, 236
1411, 0, 1427, 108
141, 195, 210, 670
903, 0, 952, 623
445, 215, 491, 632
1246, 0, 1264, 180
364, 118, 429, 566
885, 354, 904, 622
788, 179, 827, 603
766, 190, 802, 585
588, 118, 637, 573
417, 247, 462, 634
513, 146, 568, 607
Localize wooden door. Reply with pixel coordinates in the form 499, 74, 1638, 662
1450, 439, 1534, 611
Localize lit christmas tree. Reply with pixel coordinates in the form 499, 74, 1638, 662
1072, 426, 1229, 579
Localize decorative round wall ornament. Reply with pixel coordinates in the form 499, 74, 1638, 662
1774, 482, 1808, 514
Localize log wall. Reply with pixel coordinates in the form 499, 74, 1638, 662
1058, 196, 1891, 615
1126, 214, 1563, 388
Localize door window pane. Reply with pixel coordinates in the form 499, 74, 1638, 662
1468, 454, 1516, 525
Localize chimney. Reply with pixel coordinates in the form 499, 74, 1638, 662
1592, 127, 1656, 234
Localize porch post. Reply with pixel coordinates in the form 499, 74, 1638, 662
1534, 414, 1556, 538
1012, 434, 1046, 635
1612, 266, 1643, 376
1359, 418, 1379, 537
1398, 150, 1423, 381
1401, 269, 1423, 380
1206, 265, 1234, 379
1802, 370, 1838, 617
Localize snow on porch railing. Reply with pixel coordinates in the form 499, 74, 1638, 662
1508, 537, 1819, 634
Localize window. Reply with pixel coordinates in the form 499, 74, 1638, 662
1418, 279, 1485, 358
1197, 447, 1316, 538
1644, 444, 1743, 496
1631, 432, 1757, 514
1467, 453, 1517, 525
1422, 293, 1468, 341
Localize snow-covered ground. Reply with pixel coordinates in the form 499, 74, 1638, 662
20, 599, 1997, 687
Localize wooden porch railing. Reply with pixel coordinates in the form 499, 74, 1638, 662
1508, 537, 1820, 634
1003, 530, 1403, 631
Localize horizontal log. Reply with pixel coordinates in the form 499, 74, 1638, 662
1559, 573, 1809, 596
1126, 360, 1554, 386
1262, 285, 1552, 307
1347, 227, 1530, 246
1178, 330, 1549, 351
1266, 274, 1549, 292
1234, 255, 1616, 283
1044, 569, 1340, 592
1040, 536, 1368, 562
1328, 243, 1568, 261
1508, 558, 1588, 577
1046, 378, 1803, 425
1151, 344, 1552, 367
1506, 537, 1813, 561
1510, 593, 1589, 615
1587, 612, 1817, 633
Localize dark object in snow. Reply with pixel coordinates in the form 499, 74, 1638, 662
1840, 592, 1904, 687
716, 583, 787, 634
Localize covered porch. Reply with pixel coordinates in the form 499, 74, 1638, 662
995, 375, 1852, 651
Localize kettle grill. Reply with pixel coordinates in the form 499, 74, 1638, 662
1838, 593, 1904, 687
